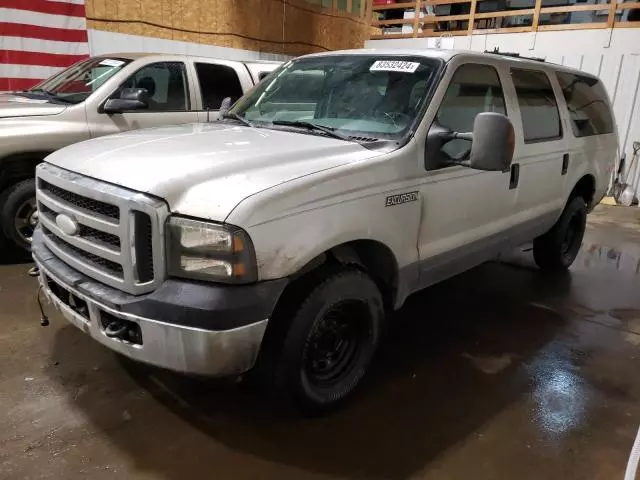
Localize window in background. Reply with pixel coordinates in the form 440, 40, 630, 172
556, 72, 614, 137
512, 69, 561, 142
195, 63, 243, 110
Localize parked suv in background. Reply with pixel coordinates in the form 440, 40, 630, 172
32, 49, 617, 413
0, 53, 280, 252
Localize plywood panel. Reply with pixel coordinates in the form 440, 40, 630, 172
86, 0, 369, 56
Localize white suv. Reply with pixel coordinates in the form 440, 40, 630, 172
32, 49, 617, 413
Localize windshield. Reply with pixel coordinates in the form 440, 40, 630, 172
25, 57, 132, 104
229, 55, 440, 141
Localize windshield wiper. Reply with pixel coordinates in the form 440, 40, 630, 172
221, 112, 255, 128
25, 88, 75, 104
271, 120, 352, 142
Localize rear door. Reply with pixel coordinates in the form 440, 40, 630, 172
555, 71, 617, 202
508, 67, 568, 231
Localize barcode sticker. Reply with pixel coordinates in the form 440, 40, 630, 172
370, 60, 420, 73
99, 59, 125, 67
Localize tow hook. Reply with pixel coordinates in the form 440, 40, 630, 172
27, 266, 40, 277
104, 321, 129, 339
28, 266, 50, 327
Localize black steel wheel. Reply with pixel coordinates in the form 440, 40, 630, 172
533, 196, 587, 271
258, 268, 384, 414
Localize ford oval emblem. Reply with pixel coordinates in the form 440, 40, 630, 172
55, 213, 79, 236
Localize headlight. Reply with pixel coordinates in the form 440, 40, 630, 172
166, 217, 257, 283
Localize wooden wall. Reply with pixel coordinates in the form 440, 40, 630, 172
85, 0, 372, 57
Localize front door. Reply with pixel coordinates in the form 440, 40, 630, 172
417, 61, 518, 288
87, 61, 199, 138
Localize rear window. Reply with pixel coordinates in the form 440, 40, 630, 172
511, 69, 562, 143
556, 72, 614, 137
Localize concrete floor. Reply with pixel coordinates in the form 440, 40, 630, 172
2, 205, 640, 480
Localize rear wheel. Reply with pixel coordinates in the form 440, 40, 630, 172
533, 196, 587, 271
258, 268, 384, 414
0, 179, 38, 252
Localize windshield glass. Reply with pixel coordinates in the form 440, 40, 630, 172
27, 56, 132, 104
229, 55, 440, 141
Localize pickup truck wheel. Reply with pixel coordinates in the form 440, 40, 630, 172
262, 268, 384, 414
533, 196, 587, 271
0, 179, 38, 252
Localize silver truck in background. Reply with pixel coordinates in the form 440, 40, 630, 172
0, 53, 280, 252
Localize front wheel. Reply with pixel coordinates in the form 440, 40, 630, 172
0, 179, 38, 252
533, 196, 587, 271
259, 268, 385, 414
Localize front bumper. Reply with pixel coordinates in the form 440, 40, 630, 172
32, 229, 287, 376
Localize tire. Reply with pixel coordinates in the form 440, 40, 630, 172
0, 179, 37, 252
258, 268, 385, 414
533, 196, 587, 271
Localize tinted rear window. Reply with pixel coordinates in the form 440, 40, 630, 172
512, 69, 562, 143
557, 72, 614, 137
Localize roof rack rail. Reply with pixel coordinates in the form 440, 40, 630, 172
484, 47, 546, 63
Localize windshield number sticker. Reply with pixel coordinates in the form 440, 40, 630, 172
370, 60, 420, 73
99, 59, 124, 67
386, 191, 419, 207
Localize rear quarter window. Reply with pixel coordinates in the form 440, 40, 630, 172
511, 69, 562, 143
556, 72, 614, 137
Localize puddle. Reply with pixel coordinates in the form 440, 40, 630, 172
575, 244, 640, 274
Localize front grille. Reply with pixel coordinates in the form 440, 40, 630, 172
43, 226, 124, 277
36, 163, 168, 295
39, 179, 120, 221
79, 225, 121, 250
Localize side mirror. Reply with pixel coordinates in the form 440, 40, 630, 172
103, 88, 149, 113
467, 112, 515, 172
219, 97, 232, 116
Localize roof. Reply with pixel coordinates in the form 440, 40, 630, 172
93, 52, 282, 65
298, 48, 597, 78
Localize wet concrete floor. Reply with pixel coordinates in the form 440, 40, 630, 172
2, 204, 640, 480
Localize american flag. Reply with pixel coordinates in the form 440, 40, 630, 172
0, 0, 89, 92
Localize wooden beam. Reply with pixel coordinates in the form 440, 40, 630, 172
347, 0, 353, 13
418, 29, 467, 37
360, 0, 367, 17
614, 20, 640, 27
541, 4, 611, 14
532, 0, 542, 30
333, 0, 338, 10
618, 2, 640, 8
413, 0, 422, 37
473, 25, 534, 33
370, 32, 420, 39
468, 0, 477, 34
422, 13, 470, 22
537, 22, 608, 31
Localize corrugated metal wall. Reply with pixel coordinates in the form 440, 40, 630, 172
368, 28, 640, 201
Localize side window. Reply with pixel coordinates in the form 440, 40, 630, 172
511, 69, 561, 143
556, 72, 614, 137
195, 63, 244, 110
120, 62, 189, 112
435, 63, 506, 162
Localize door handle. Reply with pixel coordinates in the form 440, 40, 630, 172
562, 153, 569, 175
509, 163, 520, 190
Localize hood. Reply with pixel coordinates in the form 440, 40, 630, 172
45, 122, 381, 221
0, 93, 67, 118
